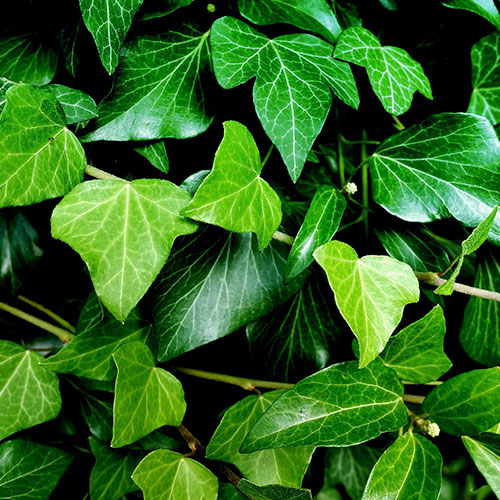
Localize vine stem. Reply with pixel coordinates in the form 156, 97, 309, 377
361, 129, 369, 240
261, 144, 274, 169
17, 295, 76, 333
85, 164, 125, 181
403, 394, 425, 405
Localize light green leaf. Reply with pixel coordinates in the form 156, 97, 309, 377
442, 0, 500, 30
460, 250, 500, 366
334, 27, 432, 115
182, 121, 282, 250
0, 439, 72, 500
111, 342, 186, 447
489, 423, 500, 433
379, 306, 452, 384
423, 367, 500, 435
153, 229, 306, 361
133, 141, 169, 174
210, 16, 359, 182
0, 85, 86, 207
206, 392, 314, 487
82, 27, 212, 142
242, 360, 407, 451
285, 186, 346, 281
45, 84, 98, 125
238, 0, 342, 43
313, 240, 419, 368
132, 449, 218, 500
362, 433, 442, 500
79, 0, 145, 74
51, 179, 198, 322
0, 77, 15, 110
370, 113, 500, 245
237, 480, 313, 500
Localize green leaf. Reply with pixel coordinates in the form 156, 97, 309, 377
285, 186, 346, 281
0, 85, 86, 207
79, 0, 145, 74
210, 16, 359, 182
133, 141, 169, 174
442, 0, 500, 30
138, 0, 195, 21
362, 433, 442, 500
182, 121, 282, 250
463, 433, 500, 497
218, 483, 248, 500
0, 77, 15, 110
42, 293, 152, 381
334, 27, 432, 115
82, 391, 114, 442
0, 340, 61, 440
51, 179, 197, 322
0, 34, 58, 85
89, 437, 143, 500
111, 342, 186, 447
206, 392, 314, 487
238, 0, 342, 43
423, 367, 500, 435
379, 306, 452, 384
44, 84, 98, 125
313, 240, 419, 368
242, 360, 406, 451
82, 27, 213, 142
460, 250, 500, 366
153, 229, 306, 361
237, 480, 313, 500
0, 439, 72, 500
370, 113, 500, 245
132, 449, 218, 500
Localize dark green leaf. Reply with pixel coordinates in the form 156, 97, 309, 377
218, 483, 248, 500
237, 479, 313, 500
442, 0, 500, 30
44, 84, 98, 125
138, 0, 196, 21
82, 391, 114, 442
134, 141, 169, 174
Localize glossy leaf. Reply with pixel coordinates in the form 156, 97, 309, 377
82, 27, 213, 142
237, 480, 313, 500
139, 0, 196, 20
132, 449, 218, 500
0, 77, 15, 110
134, 141, 169, 173
285, 186, 346, 281
0, 439, 72, 500
210, 16, 359, 181
334, 27, 432, 115
45, 84, 98, 125
362, 433, 442, 500
370, 113, 500, 245
242, 360, 406, 451
423, 367, 500, 435
51, 179, 197, 322
0, 85, 86, 207
313, 240, 419, 367
442, 0, 500, 29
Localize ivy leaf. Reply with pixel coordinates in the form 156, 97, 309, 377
241, 360, 407, 451
45, 84, 98, 125
134, 141, 169, 174
0, 85, 86, 207
182, 121, 282, 250
460, 250, 500, 366
238, 0, 342, 43
153, 229, 306, 361
51, 179, 197, 322
423, 367, 500, 435
370, 113, 500, 245
237, 480, 313, 500
334, 27, 432, 115
111, 342, 186, 447
0, 340, 61, 440
362, 433, 442, 500
0, 77, 15, 110
285, 186, 346, 281
0, 439, 72, 500
82, 27, 213, 142
206, 392, 314, 487
218, 483, 248, 500
132, 449, 218, 500
379, 306, 452, 383
210, 16, 359, 182
139, 0, 196, 21
82, 392, 114, 442
313, 240, 419, 368
79, 0, 145, 74
442, 0, 500, 30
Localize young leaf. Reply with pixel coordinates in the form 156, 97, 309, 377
44, 84, 98, 125
82, 27, 213, 142
236, 479, 313, 500
370, 113, 500, 245
0, 85, 86, 207
182, 121, 282, 250
0, 341, 61, 440
362, 433, 442, 500
134, 141, 169, 174
285, 186, 346, 281
334, 27, 432, 115
313, 240, 420, 368
210, 16, 359, 182
206, 392, 314, 487
132, 449, 218, 500
0, 439, 72, 500
379, 305, 452, 384
111, 342, 186, 447
241, 360, 407, 451
423, 367, 500, 435
442, 0, 500, 30
51, 179, 198, 322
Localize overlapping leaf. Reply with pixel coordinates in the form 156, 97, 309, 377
134, 141, 169, 173
442, 0, 500, 30
45, 84, 98, 125
237, 480, 313, 500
